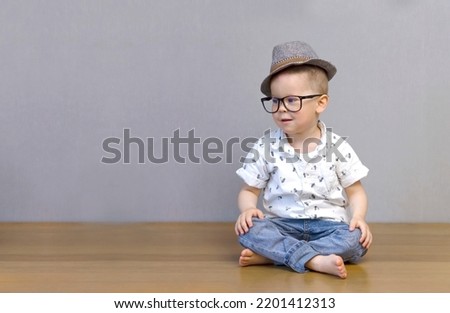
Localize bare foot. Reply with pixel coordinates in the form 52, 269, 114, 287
239, 249, 273, 267
305, 254, 347, 279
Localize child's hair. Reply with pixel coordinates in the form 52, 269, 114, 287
276, 65, 329, 94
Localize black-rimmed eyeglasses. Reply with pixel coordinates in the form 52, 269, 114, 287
261, 94, 323, 113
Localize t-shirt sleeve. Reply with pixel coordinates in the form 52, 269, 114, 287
236, 139, 270, 189
335, 139, 369, 188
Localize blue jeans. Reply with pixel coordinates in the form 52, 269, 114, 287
238, 218, 367, 273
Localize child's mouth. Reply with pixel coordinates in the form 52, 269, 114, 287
281, 118, 293, 123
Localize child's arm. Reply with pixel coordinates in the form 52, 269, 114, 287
235, 184, 264, 235
345, 181, 373, 249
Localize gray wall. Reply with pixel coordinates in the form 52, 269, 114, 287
1, 0, 449, 222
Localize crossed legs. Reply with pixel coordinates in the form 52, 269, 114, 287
238, 218, 366, 278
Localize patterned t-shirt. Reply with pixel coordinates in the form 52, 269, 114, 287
236, 121, 369, 224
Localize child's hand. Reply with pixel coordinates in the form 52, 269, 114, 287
349, 217, 372, 249
235, 208, 264, 236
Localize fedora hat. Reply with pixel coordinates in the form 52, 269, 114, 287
260, 41, 337, 96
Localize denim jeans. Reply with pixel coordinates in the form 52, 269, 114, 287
238, 217, 367, 273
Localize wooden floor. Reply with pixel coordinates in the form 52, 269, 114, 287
0, 222, 449, 293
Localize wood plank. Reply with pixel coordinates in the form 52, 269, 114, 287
0, 223, 449, 292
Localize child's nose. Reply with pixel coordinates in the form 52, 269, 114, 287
279, 102, 288, 112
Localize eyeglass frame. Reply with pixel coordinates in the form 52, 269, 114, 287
260, 94, 324, 113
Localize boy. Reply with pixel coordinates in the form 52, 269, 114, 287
235, 41, 372, 279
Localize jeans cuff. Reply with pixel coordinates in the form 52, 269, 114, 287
284, 242, 319, 273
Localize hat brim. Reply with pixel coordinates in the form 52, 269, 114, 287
260, 59, 337, 97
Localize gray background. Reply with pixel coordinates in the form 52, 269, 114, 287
1, 0, 449, 222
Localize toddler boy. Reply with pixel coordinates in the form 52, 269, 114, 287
235, 41, 372, 278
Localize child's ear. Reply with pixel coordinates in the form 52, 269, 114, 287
316, 95, 329, 114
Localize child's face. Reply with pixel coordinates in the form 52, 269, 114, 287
269, 71, 327, 138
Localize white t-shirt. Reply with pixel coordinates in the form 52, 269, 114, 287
236, 121, 369, 224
